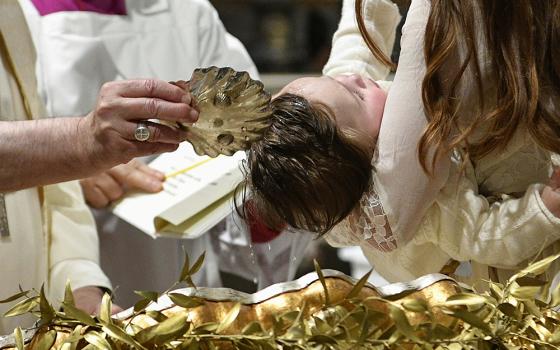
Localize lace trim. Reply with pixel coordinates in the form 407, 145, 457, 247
326, 154, 397, 252
349, 179, 397, 252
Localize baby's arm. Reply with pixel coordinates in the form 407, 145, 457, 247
322, 0, 400, 79
427, 164, 560, 269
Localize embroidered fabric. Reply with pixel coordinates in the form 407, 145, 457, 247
350, 179, 397, 252
326, 155, 397, 252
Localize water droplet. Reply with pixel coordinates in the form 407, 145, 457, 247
267, 243, 271, 251
249, 244, 257, 266
252, 277, 258, 284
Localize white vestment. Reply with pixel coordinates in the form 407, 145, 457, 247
0, 2, 110, 333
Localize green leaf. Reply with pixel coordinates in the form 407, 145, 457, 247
136, 314, 189, 345
62, 325, 83, 350
241, 321, 264, 335
488, 282, 504, 301
358, 309, 372, 344
64, 281, 75, 306
516, 276, 547, 287
168, 293, 204, 309
497, 303, 521, 320
284, 324, 305, 340
430, 324, 456, 340
192, 322, 218, 334
84, 331, 111, 350
450, 310, 492, 333
189, 252, 206, 276
388, 304, 421, 342
522, 299, 543, 318
549, 330, 560, 344
313, 260, 330, 305
185, 341, 200, 350
0, 291, 29, 304
4, 297, 39, 317
39, 286, 55, 324
512, 253, 560, 280
551, 282, 560, 307
216, 303, 241, 333
179, 247, 191, 282
145, 310, 168, 322
134, 291, 159, 302
184, 276, 195, 289
99, 293, 112, 324
102, 322, 147, 350
34, 330, 57, 350
444, 293, 488, 307
14, 327, 24, 350
346, 269, 372, 300
308, 334, 337, 345
509, 284, 541, 300
133, 298, 152, 313
279, 310, 300, 324
62, 302, 97, 326
402, 299, 428, 313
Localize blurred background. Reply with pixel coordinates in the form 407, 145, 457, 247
210, 0, 411, 291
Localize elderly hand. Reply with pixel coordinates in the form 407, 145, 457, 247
80, 79, 198, 169
73, 286, 123, 315
80, 159, 165, 208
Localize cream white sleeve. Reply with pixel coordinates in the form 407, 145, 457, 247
428, 170, 560, 269
364, 182, 560, 283
322, 0, 400, 79
43, 181, 111, 306
373, 0, 451, 245
196, 1, 259, 79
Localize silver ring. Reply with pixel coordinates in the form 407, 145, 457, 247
134, 122, 150, 142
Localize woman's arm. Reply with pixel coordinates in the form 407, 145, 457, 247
429, 167, 560, 268
322, 0, 400, 80
374, 0, 451, 245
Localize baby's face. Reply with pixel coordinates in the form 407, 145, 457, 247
277, 74, 387, 140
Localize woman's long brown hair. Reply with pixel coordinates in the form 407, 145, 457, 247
356, 0, 560, 174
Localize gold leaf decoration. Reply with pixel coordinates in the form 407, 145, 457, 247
4, 254, 560, 349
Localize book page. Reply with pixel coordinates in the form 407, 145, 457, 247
112, 143, 245, 239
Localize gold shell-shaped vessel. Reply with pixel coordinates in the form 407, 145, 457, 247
176, 67, 272, 157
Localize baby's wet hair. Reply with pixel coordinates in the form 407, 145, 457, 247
236, 93, 373, 235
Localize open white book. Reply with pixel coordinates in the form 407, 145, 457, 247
112, 143, 245, 239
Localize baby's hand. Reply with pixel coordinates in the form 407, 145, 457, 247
541, 168, 560, 218
550, 168, 560, 189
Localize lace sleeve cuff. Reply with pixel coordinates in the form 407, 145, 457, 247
350, 180, 397, 252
